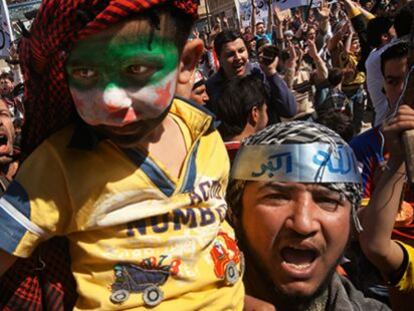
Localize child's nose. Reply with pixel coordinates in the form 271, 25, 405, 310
103, 83, 132, 109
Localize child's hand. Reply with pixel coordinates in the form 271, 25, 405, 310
383, 105, 414, 161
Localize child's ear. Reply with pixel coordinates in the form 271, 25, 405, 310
177, 39, 204, 85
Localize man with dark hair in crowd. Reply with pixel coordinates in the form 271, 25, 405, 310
0, 72, 14, 99
0, 71, 24, 123
365, 3, 414, 126
316, 68, 354, 142
349, 40, 410, 305
206, 30, 297, 124
0, 98, 17, 193
365, 16, 395, 126
226, 121, 390, 310
216, 74, 269, 162
318, 68, 353, 118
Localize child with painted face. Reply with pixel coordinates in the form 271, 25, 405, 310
0, 1, 244, 310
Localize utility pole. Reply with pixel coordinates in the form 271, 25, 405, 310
205, 0, 211, 32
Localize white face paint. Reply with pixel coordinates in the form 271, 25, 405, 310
70, 70, 178, 127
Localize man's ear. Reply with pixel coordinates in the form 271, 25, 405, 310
250, 106, 259, 126
177, 39, 204, 85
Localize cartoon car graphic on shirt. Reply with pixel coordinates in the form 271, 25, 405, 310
210, 231, 244, 285
110, 256, 181, 307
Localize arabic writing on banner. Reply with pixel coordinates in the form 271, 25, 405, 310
0, 0, 13, 58
238, 0, 337, 29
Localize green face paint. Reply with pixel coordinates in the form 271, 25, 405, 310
66, 33, 179, 127
67, 34, 179, 90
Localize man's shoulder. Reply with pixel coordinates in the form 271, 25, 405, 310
328, 273, 391, 310
350, 127, 380, 150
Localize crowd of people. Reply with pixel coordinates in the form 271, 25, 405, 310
0, 0, 413, 310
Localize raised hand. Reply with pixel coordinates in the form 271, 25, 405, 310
317, 0, 330, 19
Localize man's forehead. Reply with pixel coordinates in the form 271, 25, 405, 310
0, 99, 9, 111
223, 39, 245, 50
257, 181, 338, 193
385, 57, 408, 74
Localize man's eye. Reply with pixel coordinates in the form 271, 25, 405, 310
72, 68, 97, 80
263, 193, 290, 204
314, 196, 341, 212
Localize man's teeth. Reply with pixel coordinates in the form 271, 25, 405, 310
282, 261, 312, 270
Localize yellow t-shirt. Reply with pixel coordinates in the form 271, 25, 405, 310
0, 98, 244, 310
395, 242, 414, 293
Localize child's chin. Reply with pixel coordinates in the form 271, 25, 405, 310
95, 119, 158, 147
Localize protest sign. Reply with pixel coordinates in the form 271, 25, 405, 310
0, 0, 14, 58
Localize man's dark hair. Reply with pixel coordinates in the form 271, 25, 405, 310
366, 17, 393, 48
256, 21, 264, 27
328, 68, 343, 87
394, 2, 414, 38
0, 72, 14, 83
217, 74, 269, 139
316, 109, 355, 142
214, 30, 244, 58
380, 41, 409, 75
256, 38, 269, 52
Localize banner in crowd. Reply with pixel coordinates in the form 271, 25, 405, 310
0, 0, 14, 58
237, 0, 337, 29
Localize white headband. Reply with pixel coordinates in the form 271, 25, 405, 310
231, 143, 362, 184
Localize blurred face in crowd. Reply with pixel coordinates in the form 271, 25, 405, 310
241, 181, 351, 300
248, 39, 256, 52
365, 1, 373, 10
66, 15, 180, 147
219, 38, 249, 79
384, 56, 408, 109
306, 27, 316, 41
0, 78, 13, 96
0, 99, 14, 166
256, 22, 265, 35
382, 27, 396, 46
190, 83, 209, 105
350, 38, 361, 55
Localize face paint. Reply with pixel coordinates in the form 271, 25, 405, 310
66, 34, 179, 127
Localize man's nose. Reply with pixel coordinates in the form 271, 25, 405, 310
285, 194, 319, 236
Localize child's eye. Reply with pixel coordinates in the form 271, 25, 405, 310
126, 64, 153, 75
71, 68, 98, 80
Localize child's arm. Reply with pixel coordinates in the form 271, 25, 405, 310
0, 249, 17, 276
359, 105, 414, 279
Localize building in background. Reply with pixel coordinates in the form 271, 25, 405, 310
196, 0, 239, 33
207, 0, 239, 30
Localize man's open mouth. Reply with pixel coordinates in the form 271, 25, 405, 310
233, 63, 245, 74
280, 246, 319, 270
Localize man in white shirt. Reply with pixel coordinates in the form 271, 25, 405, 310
365, 17, 395, 126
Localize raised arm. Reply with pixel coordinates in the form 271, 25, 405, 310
359, 105, 414, 279
251, 0, 257, 36
307, 39, 328, 82
317, 0, 331, 34
266, 0, 273, 34
273, 6, 285, 50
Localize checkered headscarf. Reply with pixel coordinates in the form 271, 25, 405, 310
19, 0, 198, 156
227, 121, 363, 232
